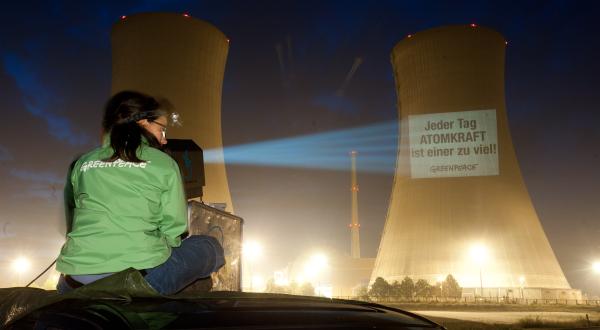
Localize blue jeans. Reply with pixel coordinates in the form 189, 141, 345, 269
57, 235, 225, 295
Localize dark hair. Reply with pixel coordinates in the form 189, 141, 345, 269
102, 91, 169, 163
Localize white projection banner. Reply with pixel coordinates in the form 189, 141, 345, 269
409, 109, 498, 178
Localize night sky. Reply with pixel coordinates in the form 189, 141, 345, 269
1, 1, 599, 295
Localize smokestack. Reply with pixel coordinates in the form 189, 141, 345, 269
350, 150, 360, 258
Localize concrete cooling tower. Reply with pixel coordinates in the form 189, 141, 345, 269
111, 12, 234, 213
371, 25, 579, 299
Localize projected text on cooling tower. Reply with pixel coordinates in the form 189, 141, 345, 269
409, 109, 498, 178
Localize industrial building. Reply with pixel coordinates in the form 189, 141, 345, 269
111, 12, 234, 212
371, 25, 580, 300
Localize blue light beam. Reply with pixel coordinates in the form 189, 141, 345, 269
207, 121, 401, 173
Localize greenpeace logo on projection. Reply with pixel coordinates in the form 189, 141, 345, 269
408, 109, 498, 178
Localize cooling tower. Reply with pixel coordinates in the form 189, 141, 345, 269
371, 25, 571, 293
111, 13, 234, 213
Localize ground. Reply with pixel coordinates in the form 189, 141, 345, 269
386, 303, 600, 329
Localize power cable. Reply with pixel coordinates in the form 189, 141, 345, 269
25, 258, 57, 288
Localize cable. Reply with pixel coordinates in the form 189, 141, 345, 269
26, 258, 57, 288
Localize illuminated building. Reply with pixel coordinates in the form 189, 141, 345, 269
111, 12, 234, 212
371, 25, 580, 299
288, 248, 374, 298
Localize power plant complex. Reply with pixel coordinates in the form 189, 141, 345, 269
109, 13, 577, 299
370, 25, 579, 299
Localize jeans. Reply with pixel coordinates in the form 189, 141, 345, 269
57, 235, 225, 295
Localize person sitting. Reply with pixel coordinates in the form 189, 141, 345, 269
56, 90, 224, 295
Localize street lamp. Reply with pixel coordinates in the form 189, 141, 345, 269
469, 244, 489, 298
11, 256, 31, 274
303, 253, 328, 279
251, 274, 265, 292
592, 261, 600, 274
518, 275, 525, 300
437, 275, 445, 297
242, 240, 263, 291
11, 256, 31, 286
303, 253, 328, 296
243, 241, 263, 260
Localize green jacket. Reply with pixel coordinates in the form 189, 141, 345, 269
56, 138, 187, 275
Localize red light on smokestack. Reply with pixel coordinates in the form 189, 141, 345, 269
470, 23, 477, 28
120, 15, 127, 20
183, 13, 190, 18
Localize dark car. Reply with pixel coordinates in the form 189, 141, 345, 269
7, 291, 445, 329
2, 267, 444, 330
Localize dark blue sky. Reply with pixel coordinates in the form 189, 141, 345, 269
1, 0, 599, 294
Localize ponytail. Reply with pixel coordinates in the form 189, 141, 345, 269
102, 91, 167, 163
